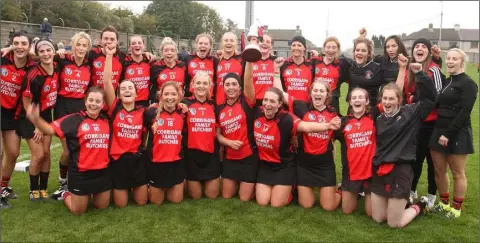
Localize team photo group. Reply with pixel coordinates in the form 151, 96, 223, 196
0, 21, 477, 229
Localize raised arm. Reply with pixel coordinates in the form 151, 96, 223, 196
102, 44, 116, 108
243, 61, 255, 102
395, 53, 408, 91
273, 57, 289, 105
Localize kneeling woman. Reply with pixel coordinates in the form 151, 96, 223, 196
26, 87, 111, 215
255, 87, 341, 207
371, 58, 437, 228
144, 81, 186, 204
102, 44, 148, 207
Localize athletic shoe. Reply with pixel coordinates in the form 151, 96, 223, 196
1, 187, 18, 199
409, 190, 418, 204
445, 208, 461, 219
51, 179, 67, 201
29, 190, 41, 202
0, 197, 11, 209
432, 201, 451, 213
39, 190, 49, 200
427, 194, 436, 210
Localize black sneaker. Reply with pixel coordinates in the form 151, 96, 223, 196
0, 196, 11, 209
1, 187, 18, 199
51, 179, 68, 201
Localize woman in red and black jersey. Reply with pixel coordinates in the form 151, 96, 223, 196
181, 33, 217, 97
17, 40, 59, 201
122, 36, 152, 108
102, 44, 148, 208
143, 81, 186, 205
216, 59, 256, 201
0, 31, 36, 203
182, 71, 220, 199
254, 86, 341, 208
215, 32, 244, 105
150, 37, 187, 102
252, 34, 276, 107
26, 86, 112, 216
273, 60, 342, 210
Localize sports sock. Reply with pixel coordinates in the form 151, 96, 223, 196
39, 172, 50, 190
1, 176, 11, 188
452, 197, 464, 210
440, 192, 449, 205
29, 174, 40, 191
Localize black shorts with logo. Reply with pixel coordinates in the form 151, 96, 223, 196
222, 154, 259, 183
16, 109, 52, 139
296, 152, 336, 188
429, 126, 475, 155
110, 152, 148, 190
147, 159, 186, 189
185, 149, 221, 182
68, 168, 112, 196
54, 96, 85, 120
371, 163, 413, 200
257, 161, 296, 186
341, 167, 371, 194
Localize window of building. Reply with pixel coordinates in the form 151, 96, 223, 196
449, 41, 458, 48
471, 41, 479, 49
287, 40, 292, 46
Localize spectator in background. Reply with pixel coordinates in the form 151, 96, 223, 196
178, 45, 189, 59
40, 18, 53, 41
7, 28, 15, 46
30, 37, 40, 54
57, 42, 65, 52
94, 39, 100, 47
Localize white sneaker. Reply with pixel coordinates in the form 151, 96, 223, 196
409, 190, 418, 204
427, 194, 436, 209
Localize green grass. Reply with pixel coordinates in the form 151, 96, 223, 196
1, 64, 478, 242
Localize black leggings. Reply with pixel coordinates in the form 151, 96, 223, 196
411, 122, 437, 195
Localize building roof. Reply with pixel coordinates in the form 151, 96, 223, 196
405, 28, 479, 42
234, 28, 317, 47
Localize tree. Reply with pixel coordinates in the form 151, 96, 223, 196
133, 14, 156, 35
378, 35, 386, 48
1, 0, 25, 22
225, 18, 238, 32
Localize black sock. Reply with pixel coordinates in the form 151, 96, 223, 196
29, 174, 40, 191
59, 163, 68, 179
39, 172, 50, 190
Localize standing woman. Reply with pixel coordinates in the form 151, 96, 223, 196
404, 38, 445, 207
17, 40, 58, 201
254, 86, 341, 208
183, 72, 220, 199
370, 57, 437, 228
102, 43, 149, 208
150, 37, 187, 102
181, 33, 217, 97
51, 32, 93, 200
215, 32, 243, 105
1, 31, 36, 205
252, 34, 276, 107
144, 81, 186, 205
25, 86, 112, 215
429, 48, 478, 218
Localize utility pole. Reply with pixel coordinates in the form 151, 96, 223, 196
439, 1, 443, 48
245, 1, 254, 30
326, 8, 329, 38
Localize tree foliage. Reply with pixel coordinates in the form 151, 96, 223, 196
371, 34, 386, 48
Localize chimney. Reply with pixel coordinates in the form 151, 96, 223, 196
428, 23, 434, 32
454, 24, 460, 31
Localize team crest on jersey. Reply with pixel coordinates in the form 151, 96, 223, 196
119, 113, 125, 120
81, 123, 90, 131
1, 68, 7, 77
127, 68, 134, 75
160, 74, 167, 80
217, 65, 222, 72
253, 65, 258, 71
255, 120, 261, 128
365, 70, 373, 80
308, 113, 316, 121
220, 112, 225, 120
315, 67, 320, 74
190, 62, 197, 68
189, 108, 196, 115
199, 62, 205, 68
44, 85, 50, 92
65, 68, 72, 75
345, 124, 352, 131
286, 69, 292, 75
94, 61, 102, 68
157, 118, 164, 126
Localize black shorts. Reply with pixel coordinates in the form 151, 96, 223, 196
1, 109, 18, 131
110, 152, 148, 190
429, 126, 475, 155
185, 149, 221, 182
257, 161, 296, 186
147, 160, 186, 188
330, 96, 340, 113
222, 154, 258, 183
135, 100, 150, 108
16, 110, 52, 139
296, 152, 336, 187
54, 97, 85, 120
371, 163, 413, 200
68, 168, 112, 196
341, 168, 371, 194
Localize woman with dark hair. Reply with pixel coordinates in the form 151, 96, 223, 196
374, 35, 408, 84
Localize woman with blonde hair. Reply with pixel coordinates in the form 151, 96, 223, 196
429, 48, 477, 218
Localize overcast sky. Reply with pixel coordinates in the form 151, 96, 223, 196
101, 1, 479, 50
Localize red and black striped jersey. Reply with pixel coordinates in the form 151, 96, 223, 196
338, 113, 375, 180
51, 111, 110, 172
289, 97, 337, 155
183, 97, 217, 153
144, 105, 186, 163
108, 99, 147, 161
55, 54, 91, 99
216, 95, 255, 160
88, 46, 126, 90
252, 55, 276, 104
254, 109, 301, 164
150, 59, 187, 102
21, 63, 59, 112
181, 54, 217, 97
215, 54, 244, 105
280, 58, 315, 102
123, 55, 151, 102
1, 52, 36, 111
312, 56, 348, 97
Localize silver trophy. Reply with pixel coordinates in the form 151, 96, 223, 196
242, 25, 262, 62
